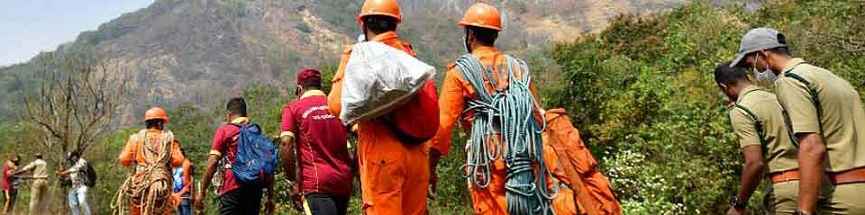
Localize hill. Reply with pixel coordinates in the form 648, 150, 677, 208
0, 0, 687, 122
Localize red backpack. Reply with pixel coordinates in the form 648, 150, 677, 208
385, 80, 439, 145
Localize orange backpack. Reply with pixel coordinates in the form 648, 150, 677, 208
385, 80, 440, 144
543, 108, 622, 215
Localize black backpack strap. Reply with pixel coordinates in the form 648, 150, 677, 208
733, 104, 768, 148
381, 115, 429, 145
784, 67, 824, 136
733, 89, 768, 152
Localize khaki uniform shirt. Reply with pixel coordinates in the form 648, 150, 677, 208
730, 85, 799, 173
775, 58, 865, 173
19, 159, 48, 179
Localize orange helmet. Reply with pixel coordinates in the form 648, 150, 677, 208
357, 0, 401, 23
459, 3, 502, 31
144, 107, 169, 123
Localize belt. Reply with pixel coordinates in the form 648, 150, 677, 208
769, 169, 800, 184
829, 167, 865, 185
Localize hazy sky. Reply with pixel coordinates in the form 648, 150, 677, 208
0, 0, 154, 66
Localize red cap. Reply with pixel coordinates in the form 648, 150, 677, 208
296, 68, 322, 86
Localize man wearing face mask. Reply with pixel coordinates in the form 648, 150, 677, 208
731, 27, 865, 215
714, 62, 800, 215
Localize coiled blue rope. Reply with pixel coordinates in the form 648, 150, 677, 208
456, 54, 555, 215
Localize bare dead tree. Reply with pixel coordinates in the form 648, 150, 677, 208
23, 51, 129, 163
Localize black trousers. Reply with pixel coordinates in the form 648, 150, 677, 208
305, 193, 349, 215
219, 186, 263, 215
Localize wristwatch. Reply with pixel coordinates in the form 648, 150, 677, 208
794, 209, 812, 215
729, 196, 747, 209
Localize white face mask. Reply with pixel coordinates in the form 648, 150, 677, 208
753, 54, 778, 84
357, 33, 366, 43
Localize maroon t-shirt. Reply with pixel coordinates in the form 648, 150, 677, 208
2, 164, 11, 191
281, 95, 352, 197
210, 121, 244, 196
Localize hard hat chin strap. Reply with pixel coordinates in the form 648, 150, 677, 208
359, 20, 372, 42
463, 29, 473, 54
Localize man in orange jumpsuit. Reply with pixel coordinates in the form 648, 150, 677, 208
327, 0, 437, 214
429, 3, 549, 215
118, 107, 185, 215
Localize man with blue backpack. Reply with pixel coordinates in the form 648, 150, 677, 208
196, 97, 278, 215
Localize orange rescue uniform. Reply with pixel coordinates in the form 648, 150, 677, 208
543, 109, 622, 215
118, 128, 185, 215
328, 31, 431, 215
431, 46, 545, 215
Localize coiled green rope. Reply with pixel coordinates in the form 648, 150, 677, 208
456, 54, 555, 215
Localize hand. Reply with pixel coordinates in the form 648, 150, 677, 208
265, 199, 275, 215
171, 193, 182, 205
350, 124, 359, 133
193, 193, 206, 212
290, 184, 303, 211
726, 207, 745, 215
428, 149, 442, 200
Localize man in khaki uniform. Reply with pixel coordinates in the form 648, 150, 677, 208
14, 153, 49, 215
732, 27, 865, 215
715, 63, 800, 215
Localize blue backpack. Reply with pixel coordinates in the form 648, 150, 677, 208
172, 167, 184, 192
231, 123, 278, 186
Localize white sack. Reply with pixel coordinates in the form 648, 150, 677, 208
340, 41, 436, 125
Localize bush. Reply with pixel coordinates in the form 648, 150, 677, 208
548, 1, 865, 214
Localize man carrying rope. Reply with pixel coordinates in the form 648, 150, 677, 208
430, 3, 554, 215
116, 107, 186, 215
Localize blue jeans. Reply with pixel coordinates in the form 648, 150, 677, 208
177, 198, 192, 215
68, 185, 91, 215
